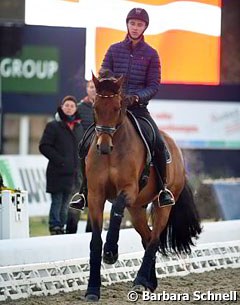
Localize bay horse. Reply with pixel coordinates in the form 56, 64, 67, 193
84, 73, 202, 301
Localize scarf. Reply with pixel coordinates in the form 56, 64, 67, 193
57, 107, 81, 130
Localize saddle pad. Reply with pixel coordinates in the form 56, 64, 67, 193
127, 111, 172, 164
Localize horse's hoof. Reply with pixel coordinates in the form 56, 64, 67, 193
132, 284, 147, 294
103, 251, 118, 264
85, 294, 99, 302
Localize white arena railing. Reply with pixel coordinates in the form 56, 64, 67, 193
0, 221, 240, 301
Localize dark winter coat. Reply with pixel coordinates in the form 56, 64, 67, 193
39, 115, 84, 193
77, 98, 94, 132
101, 36, 161, 108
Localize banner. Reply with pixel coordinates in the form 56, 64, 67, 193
0, 155, 111, 217
0, 156, 50, 217
1, 46, 59, 93
149, 100, 240, 149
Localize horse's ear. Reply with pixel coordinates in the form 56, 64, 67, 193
115, 75, 124, 89
92, 71, 99, 88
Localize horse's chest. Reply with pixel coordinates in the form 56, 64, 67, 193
108, 166, 119, 180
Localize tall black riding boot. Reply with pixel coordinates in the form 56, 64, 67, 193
69, 158, 88, 211
153, 144, 175, 207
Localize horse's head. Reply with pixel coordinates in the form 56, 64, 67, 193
92, 71, 125, 155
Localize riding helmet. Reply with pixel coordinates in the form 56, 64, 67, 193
126, 8, 149, 26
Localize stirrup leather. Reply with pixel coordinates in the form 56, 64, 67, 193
158, 188, 175, 207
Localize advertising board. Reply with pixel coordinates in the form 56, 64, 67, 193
149, 100, 240, 149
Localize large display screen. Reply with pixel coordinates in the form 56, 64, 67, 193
25, 0, 222, 85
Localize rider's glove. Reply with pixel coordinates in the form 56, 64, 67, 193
124, 95, 139, 107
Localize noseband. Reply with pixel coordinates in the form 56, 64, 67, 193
95, 125, 117, 135
95, 92, 122, 136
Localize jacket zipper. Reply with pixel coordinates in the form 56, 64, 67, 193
125, 46, 134, 93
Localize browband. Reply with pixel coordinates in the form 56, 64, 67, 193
96, 93, 119, 98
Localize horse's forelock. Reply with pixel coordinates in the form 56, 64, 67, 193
97, 79, 120, 95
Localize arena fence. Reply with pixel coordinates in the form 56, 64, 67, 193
0, 239, 240, 301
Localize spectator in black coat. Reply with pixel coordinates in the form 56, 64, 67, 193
66, 80, 95, 234
39, 96, 84, 235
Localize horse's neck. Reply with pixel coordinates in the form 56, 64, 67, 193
118, 117, 135, 140
113, 117, 143, 154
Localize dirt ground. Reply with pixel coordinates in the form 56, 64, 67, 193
1, 268, 239, 305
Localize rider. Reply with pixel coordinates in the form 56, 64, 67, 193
70, 7, 175, 210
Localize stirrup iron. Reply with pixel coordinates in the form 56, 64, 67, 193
158, 188, 175, 207
69, 193, 86, 211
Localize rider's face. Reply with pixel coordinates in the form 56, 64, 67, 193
127, 19, 147, 40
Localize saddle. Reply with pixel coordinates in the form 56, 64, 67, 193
127, 111, 171, 164
126, 111, 171, 189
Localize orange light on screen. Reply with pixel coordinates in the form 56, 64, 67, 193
95, 0, 221, 85
95, 28, 220, 85
127, 0, 220, 5
95, 28, 125, 76
62, 0, 80, 2
146, 31, 221, 85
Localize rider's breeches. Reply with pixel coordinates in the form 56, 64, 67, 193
147, 117, 167, 188
79, 157, 87, 193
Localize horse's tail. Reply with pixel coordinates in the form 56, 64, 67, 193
158, 181, 202, 255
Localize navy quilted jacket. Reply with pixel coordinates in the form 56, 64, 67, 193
101, 36, 161, 107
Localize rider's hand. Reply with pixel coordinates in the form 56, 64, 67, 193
124, 95, 139, 107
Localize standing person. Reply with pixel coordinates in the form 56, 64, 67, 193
71, 7, 175, 209
39, 96, 84, 235
78, 80, 96, 131
66, 80, 95, 233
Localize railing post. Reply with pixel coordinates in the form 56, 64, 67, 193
0, 190, 29, 239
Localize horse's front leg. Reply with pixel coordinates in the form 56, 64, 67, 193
103, 188, 137, 264
85, 194, 104, 302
